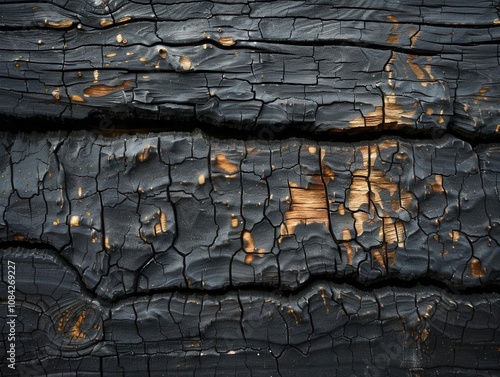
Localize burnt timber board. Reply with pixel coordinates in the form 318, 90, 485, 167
1, 1, 500, 376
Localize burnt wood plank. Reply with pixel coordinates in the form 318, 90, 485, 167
0, 131, 499, 302
2, 246, 500, 376
1, 2, 500, 376
0, 1, 499, 136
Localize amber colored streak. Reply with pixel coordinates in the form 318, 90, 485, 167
347, 144, 415, 260
449, 230, 460, 243
215, 154, 239, 174
83, 81, 132, 98
57, 309, 70, 332
243, 230, 255, 252
350, 168, 413, 221
45, 19, 73, 28
281, 184, 329, 236
386, 15, 399, 45
349, 176, 370, 211
154, 211, 167, 236
343, 242, 354, 265
69, 215, 80, 227
387, 249, 397, 266
218, 37, 236, 46
342, 228, 352, 241
320, 149, 335, 183
320, 288, 330, 314
137, 146, 150, 162
349, 98, 413, 130
353, 208, 378, 238
384, 93, 417, 126
474, 85, 490, 104
410, 30, 421, 48
341, 230, 354, 266
382, 218, 405, 247
386, 15, 398, 23
372, 248, 386, 269
349, 107, 384, 129
424, 65, 435, 80
70, 94, 85, 103
369, 170, 400, 209
242, 230, 265, 265
100, 19, 113, 27
407, 55, 426, 80
430, 175, 444, 192
386, 33, 399, 45
71, 308, 87, 340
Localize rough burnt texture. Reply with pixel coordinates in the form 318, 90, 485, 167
1, 131, 500, 376
0, 0, 499, 137
2, 247, 500, 376
1, 1, 500, 377
2, 131, 500, 298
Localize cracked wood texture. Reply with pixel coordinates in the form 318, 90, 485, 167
1, 131, 500, 376
1, 1, 500, 377
0, 0, 499, 136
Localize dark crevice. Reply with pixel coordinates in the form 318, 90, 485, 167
0, 240, 59, 253
126, 274, 500, 305
0, 113, 496, 148
239, 39, 441, 56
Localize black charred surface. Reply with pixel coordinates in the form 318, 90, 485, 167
0, 0, 499, 138
1, 131, 500, 376
2, 247, 500, 376
2, 1, 500, 376
2, 131, 500, 300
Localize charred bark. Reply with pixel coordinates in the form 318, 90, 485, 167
1, 131, 500, 375
1, 1, 500, 376
0, 0, 499, 138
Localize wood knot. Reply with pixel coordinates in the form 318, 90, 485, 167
47, 301, 104, 350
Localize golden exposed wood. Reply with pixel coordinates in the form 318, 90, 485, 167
52, 88, 61, 100
70, 94, 85, 103
70, 216, 80, 227
348, 143, 414, 251
83, 81, 132, 98
471, 258, 486, 277
386, 15, 400, 45
231, 216, 239, 228
215, 154, 238, 174
71, 308, 87, 340
218, 37, 236, 46
44, 19, 73, 28
100, 19, 114, 27
450, 230, 460, 243
349, 107, 384, 128
430, 175, 444, 192
372, 248, 386, 269
154, 210, 167, 235
343, 242, 354, 265
198, 174, 206, 185
281, 183, 329, 236
137, 146, 151, 162
242, 230, 265, 264
407, 55, 427, 81
179, 56, 192, 70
